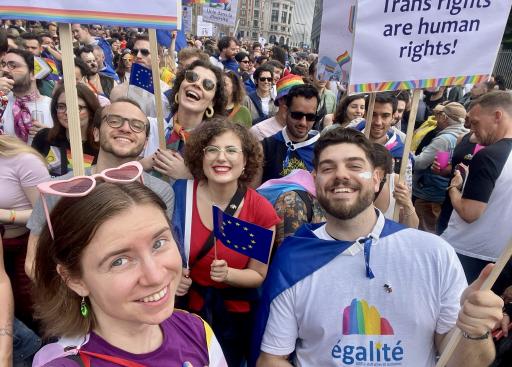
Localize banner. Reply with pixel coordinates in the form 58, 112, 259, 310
348, 0, 512, 93
202, 0, 238, 27
0, 0, 179, 29
197, 15, 214, 37
183, 6, 193, 33
317, 0, 356, 83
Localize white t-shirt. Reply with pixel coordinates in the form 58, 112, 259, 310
261, 214, 467, 367
1, 93, 53, 143
261, 96, 271, 116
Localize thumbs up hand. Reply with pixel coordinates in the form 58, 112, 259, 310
457, 264, 504, 338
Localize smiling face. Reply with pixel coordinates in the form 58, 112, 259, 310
178, 66, 217, 116
285, 96, 318, 142
202, 131, 246, 186
314, 143, 379, 220
257, 71, 273, 95
71, 203, 181, 330
370, 102, 394, 143
345, 98, 366, 122
56, 92, 90, 131
80, 51, 98, 74
94, 101, 148, 159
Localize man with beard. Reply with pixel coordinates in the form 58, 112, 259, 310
252, 128, 503, 367
77, 45, 115, 98
0, 49, 52, 143
24, 98, 175, 280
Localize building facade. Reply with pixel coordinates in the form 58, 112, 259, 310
311, 0, 323, 52
290, 0, 315, 48
237, 0, 267, 42
262, 0, 294, 46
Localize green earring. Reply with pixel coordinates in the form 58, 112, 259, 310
80, 297, 89, 318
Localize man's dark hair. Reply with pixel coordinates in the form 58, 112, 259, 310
0, 29, 7, 55
253, 65, 274, 87
375, 92, 398, 114
235, 51, 250, 63
134, 34, 150, 43
6, 48, 34, 72
217, 36, 238, 52
266, 59, 284, 71
313, 127, 376, 169
21, 32, 41, 44
252, 42, 261, 50
75, 44, 94, 58
285, 84, 320, 109
74, 57, 93, 78
394, 90, 410, 105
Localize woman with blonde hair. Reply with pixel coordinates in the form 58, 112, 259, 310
0, 135, 50, 327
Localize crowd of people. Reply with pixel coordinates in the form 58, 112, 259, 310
0, 18, 511, 367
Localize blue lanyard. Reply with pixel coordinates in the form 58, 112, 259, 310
362, 237, 375, 279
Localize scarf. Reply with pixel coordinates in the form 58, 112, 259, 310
165, 117, 191, 153
273, 128, 320, 172
12, 92, 38, 142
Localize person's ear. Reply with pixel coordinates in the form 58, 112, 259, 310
56, 264, 90, 297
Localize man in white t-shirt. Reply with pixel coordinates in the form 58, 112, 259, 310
253, 128, 503, 367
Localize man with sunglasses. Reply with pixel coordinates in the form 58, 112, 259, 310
25, 98, 175, 280
0, 49, 53, 143
254, 84, 320, 185
109, 35, 171, 118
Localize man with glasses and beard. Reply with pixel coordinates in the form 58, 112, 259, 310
253, 128, 503, 367
24, 98, 175, 281
0, 49, 52, 143
254, 84, 320, 185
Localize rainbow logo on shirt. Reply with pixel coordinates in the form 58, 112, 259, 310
342, 298, 394, 335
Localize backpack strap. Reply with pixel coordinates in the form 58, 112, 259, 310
293, 190, 313, 223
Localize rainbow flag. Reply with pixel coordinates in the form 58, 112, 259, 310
336, 51, 351, 68
44, 58, 61, 81
66, 150, 95, 170
182, 0, 206, 4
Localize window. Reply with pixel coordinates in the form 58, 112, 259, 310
271, 10, 279, 22
283, 4, 288, 9
281, 25, 287, 32
281, 11, 287, 24
273, 2, 280, 8
254, 9, 259, 18
253, 20, 259, 28
252, 32, 258, 39
254, 0, 260, 7
241, 9, 246, 17
288, 13, 292, 24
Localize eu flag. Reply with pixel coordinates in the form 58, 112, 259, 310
129, 63, 154, 94
212, 206, 273, 264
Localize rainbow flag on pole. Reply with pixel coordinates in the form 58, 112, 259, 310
336, 51, 351, 68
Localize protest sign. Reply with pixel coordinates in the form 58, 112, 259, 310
0, 0, 179, 29
317, 0, 356, 83
183, 6, 193, 33
197, 16, 214, 36
202, 0, 238, 27
349, 0, 512, 93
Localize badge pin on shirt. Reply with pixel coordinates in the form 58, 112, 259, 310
384, 283, 393, 293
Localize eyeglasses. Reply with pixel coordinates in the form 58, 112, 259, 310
240, 60, 250, 64
258, 77, 273, 83
203, 145, 243, 159
103, 114, 147, 133
289, 111, 317, 122
56, 103, 88, 113
131, 48, 150, 57
0, 60, 25, 71
37, 161, 144, 239
184, 70, 216, 91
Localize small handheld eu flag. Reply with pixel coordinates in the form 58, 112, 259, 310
129, 63, 154, 94
212, 206, 273, 264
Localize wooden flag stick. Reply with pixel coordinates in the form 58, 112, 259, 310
436, 238, 512, 366
148, 29, 167, 150
393, 89, 421, 221
363, 92, 376, 138
58, 23, 85, 177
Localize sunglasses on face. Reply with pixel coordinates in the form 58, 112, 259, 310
102, 114, 147, 133
258, 77, 273, 83
37, 161, 144, 239
184, 70, 216, 91
131, 48, 150, 57
289, 111, 317, 122
240, 60, 250, 64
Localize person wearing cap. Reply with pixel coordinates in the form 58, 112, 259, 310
412, 102, 468, 233
250, 74, 304, 141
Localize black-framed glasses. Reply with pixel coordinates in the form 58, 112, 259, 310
258, 77, 273, 83
203, 145, 243, 159
240, 59, 250, 64
131, 48, 150, 57
0, 60, 25, 71
102, 114, 147, 133
289, 111, 317, 122
56, 103, 88, 113
184, 70, 216, 91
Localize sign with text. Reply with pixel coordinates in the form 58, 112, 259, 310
317, 0, 356, 83
349, 0, 512, 93
197, 15, 214, 37
202, 0, 238, 27
0, 0, 179, 29
183, 6, 192, 33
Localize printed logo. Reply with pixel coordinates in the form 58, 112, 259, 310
332, 298, 404, 366
343, 298, 394, 335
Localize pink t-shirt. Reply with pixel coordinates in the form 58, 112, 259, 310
0, 153, 50, 211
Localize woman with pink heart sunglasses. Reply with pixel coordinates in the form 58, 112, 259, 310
32, 168, 227, 367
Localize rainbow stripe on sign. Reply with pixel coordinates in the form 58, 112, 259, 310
0, 6, 178, 29
342, 299, 394, 335
349, 74, 488, 93
336, 51, 351, 68
182, 0, 230, 3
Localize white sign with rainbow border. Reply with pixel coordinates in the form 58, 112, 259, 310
348, 0, 512, 93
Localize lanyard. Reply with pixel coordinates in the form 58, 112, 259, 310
79, 350, 146, 367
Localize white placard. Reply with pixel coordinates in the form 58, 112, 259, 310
202, 0, 238, 27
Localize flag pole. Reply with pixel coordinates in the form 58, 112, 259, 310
363, 92, 376, 138
148, 29, 166, 150
393, 89, 420, 221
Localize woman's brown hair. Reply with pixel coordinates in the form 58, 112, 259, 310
33, 182, 169, 338
184, 117, 262, 188
333, 93, 367, 127
48, 83, 101, 147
